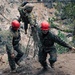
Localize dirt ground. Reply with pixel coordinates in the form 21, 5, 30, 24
0, 1, 75, 75
0, 53, 75, 75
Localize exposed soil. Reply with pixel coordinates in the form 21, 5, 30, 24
0, 53, 75, 75
0, 0, 75, 75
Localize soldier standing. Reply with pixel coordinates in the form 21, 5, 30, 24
6, 20, 24, 72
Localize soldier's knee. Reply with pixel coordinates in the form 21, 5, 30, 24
52, 59, 57, 62
49, 58, 57, 63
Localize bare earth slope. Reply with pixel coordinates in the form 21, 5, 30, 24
0, 0, 75, 75
0, 53, 75, 75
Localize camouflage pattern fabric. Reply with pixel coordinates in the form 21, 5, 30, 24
6, 27, 21, 54
5, 27, 23, 70
18, 2, 36, 33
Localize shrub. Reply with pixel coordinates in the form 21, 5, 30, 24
55, 30, 69, 54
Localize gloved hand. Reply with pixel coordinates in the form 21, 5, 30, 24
11, 53, 15, 58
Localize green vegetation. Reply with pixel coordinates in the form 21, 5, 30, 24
54, 2, 75, 22
62, 2, 75, 20
47, 17, 57, 28
47, 2, 75, 53
56, 30, 69, 54
47, 18, 69, 54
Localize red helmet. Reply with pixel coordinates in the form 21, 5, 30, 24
11, 20, 20, 30
41, 21, 50, 30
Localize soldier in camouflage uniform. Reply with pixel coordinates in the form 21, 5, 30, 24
18, 2, 35, 34
6, 20, 24, 72
34, 21, 75, 70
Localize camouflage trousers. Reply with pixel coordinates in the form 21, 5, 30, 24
6, 44, 24, 70
38, 47, 57, 68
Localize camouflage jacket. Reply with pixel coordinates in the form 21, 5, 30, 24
6, 27, 21, 54
35, 26, 72, 50
18, 2, 36, 26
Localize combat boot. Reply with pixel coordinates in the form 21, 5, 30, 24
16, 62, 21, 66
25, 30, 27, 34
50, 62, 54, 68
42, 65, 50, 71
10, 69, 17, 73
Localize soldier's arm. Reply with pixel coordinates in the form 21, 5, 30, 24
18, 2, 28, 11
6, 32, 14, 54
52, 33, 72, 49
18, 6, 25, 11
17, 16, 22, 22
33, 25, 42, 48
20, 2, 28, 7
28, 14, 41, 35
28, 13, 35, 26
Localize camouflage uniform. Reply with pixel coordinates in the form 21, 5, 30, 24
6, 27, 24, 71
35, 26, 72, 68
18, 2, 35, 34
